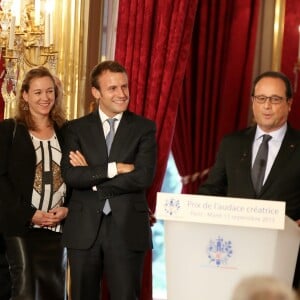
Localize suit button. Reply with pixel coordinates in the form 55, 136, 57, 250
96, 209, 101, 214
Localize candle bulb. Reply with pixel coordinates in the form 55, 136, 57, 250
49, 12, 53, 45
9, 16, 16, 50
44, 13, 50, 47
46, 0, 54, 45
14, 0, 21, 27
35, 0, 40, 26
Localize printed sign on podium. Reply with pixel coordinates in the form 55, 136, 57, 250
156, 193, 300, 300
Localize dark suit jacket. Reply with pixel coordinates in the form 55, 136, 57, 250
0, 119, 65, 236
61, 110, 157, 251
198, 125, 300, 221
0, 233, 10, 300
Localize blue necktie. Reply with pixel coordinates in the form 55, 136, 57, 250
251, 134, 272, 194
103, 118, 116, 215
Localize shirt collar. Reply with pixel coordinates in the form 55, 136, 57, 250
98, 108, 123, 124
255, 123, 287, 141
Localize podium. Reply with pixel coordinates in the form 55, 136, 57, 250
156, 193, 300, 300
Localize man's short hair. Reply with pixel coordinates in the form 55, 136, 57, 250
251, 71, 293, 99
90, 60, 127, 90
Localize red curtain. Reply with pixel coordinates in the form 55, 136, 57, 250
0, 1, 3, 120
172, 0, 260, 193
114, 0, 199, 299
0, 57, 5, 120
0, 0, 5, 120
281, 0, 300, 129
0, 77, 4, 120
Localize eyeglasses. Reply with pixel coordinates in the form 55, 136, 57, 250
252, 95, 287, 104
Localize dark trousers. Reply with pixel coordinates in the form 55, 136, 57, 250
68, 213, 146, 300
5, 229, 66, 300
0, 234, 11, 300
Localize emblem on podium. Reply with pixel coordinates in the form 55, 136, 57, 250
164, 198, 181, 216
207, 236, 233, 267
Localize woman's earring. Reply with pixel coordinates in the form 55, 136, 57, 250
23, 102, 29, 111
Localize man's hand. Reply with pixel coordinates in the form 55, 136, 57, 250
70, 152, 134, 176
296, 219, 300, 226
69, 150, 88, 166
117, 163, 134, 174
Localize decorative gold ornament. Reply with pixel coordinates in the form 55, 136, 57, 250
0, 0, 57, 104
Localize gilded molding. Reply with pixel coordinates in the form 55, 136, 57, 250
4, 0, 88, 120
272, 0, 286, 70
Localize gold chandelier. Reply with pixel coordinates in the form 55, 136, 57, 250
0, 0, 57, 103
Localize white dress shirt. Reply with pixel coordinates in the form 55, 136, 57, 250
252, 123, 287, 184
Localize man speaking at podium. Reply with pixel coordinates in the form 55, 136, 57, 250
198, 71, 300, 290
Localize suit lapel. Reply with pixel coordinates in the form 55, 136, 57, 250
109, 111, 133, 157
239, 127, 256, 193
88, 110, 107, 157
260, 127, 299, 195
